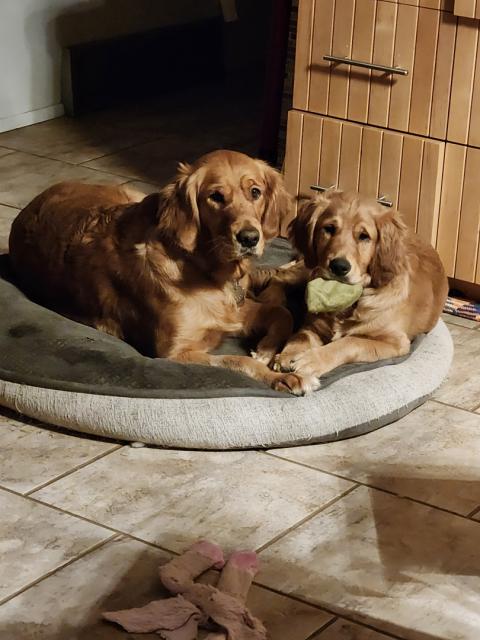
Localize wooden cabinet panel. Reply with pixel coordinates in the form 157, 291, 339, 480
437, 145, 480, 281
283, 111, 444, 244
347, 0, 377, 123
388, 3, 417, 132
294, 0, 455, 139
453, 0, 480, 18
448, 19, 479, 145
367, 1, 398, 128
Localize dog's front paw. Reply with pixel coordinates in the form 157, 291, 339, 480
250, 349, 275, 367
272, 353, 296, 372
272, 373, 321, 396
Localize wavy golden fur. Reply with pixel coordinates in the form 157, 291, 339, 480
9, 150, 299, 388
262, 190, 448, 394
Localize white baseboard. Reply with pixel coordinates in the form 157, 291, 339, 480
0, 104, 65, 134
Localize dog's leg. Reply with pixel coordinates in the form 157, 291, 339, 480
172, 349, 300, 390
273, 328, 325, 372
239, 299, 293, 367
274, 333, 410, 395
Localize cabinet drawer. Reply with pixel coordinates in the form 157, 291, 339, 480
294, 0, 456, 139
437, 144, 480, 281
284, 110, 444, 245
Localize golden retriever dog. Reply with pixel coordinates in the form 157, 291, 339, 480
260, 190, 448, 395
9, 150, 299, 388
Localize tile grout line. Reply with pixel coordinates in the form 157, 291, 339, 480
431, 398, 480, 415
0, 533, 119, 607
0, 484, 178, 557
0, 144, 144, 184
305, 616, 338, 639
443, 318, 480, 331
23, 444, 124, 496
0, 202, 20, 210
263, 451, 480, 524
255, 484, 360, 554
467, 505, 480, 519
0, 132, 171, 168
249, 581, 409, 640
77, 135, 173, 167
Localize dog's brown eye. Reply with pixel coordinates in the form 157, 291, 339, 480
209, 191, 225, 204
251, 187, 262, 200
359, 231, 370, 241
323, 224, 336, 235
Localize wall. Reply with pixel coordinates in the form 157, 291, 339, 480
0, 0, 221, 133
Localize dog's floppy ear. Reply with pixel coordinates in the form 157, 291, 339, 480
256, 160, 293, 240
369, 208, 408, 288
289, 192, 331, 268
157, 162, 205, 252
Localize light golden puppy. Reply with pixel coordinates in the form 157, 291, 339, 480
264, 190, 448, 394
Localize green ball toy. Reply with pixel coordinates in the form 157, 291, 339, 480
306, 277, 363, 314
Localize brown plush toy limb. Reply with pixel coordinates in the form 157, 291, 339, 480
203, 551, 260, 640
159, 540, 225, 594
103, 596, 203, 638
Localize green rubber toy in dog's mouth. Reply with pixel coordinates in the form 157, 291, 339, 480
306, 277, 363, 314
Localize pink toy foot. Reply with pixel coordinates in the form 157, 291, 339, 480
216, 550, 259, 602
159, 540, 225, 594
192, 540, 225, 570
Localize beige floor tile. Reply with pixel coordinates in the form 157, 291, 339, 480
0, 113, 167, 165
442, 312, 480, 330
0, 489, 112, 603
312, 619, 395, 639
433, 324, 480, 411
271, 401, 480, 516
33, 448, 353, 552
83, 128, 256, 185
124, 180, 162, 196
257, 486, 480, 640
0, 204, 18, 253
0, 147, 14, 159
0, 535, 331, 640
0, 152, 126, 209
243, 587, 333, 640
0, 412, 119, 494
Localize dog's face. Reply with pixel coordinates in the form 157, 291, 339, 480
171, 150, 291, 261
292, 190, 407, 288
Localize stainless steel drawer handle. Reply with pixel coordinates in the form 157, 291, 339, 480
311, 185, 393, 208
323, 55, 408, 76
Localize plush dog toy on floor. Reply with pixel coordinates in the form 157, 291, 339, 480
102, 540, 266, 639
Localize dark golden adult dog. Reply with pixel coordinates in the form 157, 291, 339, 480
9, 150, 298, 388
261, 190, 448, 394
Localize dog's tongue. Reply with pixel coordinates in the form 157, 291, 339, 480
306, 277, 363, 314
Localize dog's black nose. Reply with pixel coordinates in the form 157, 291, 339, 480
236, 227, 260, 248
329, 257, 351, 277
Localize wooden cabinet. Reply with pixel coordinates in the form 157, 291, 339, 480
437, 144, 480, 282
286, 0, 480, 287
284, 111, 444, 245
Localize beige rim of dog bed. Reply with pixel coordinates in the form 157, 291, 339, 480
0, 241, 453, 450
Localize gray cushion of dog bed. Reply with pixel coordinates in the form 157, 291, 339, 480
1, 240, 423, 400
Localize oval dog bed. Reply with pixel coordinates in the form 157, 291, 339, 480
0, 241, 453, 449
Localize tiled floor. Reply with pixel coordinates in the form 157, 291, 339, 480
1, 95, 480, 640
